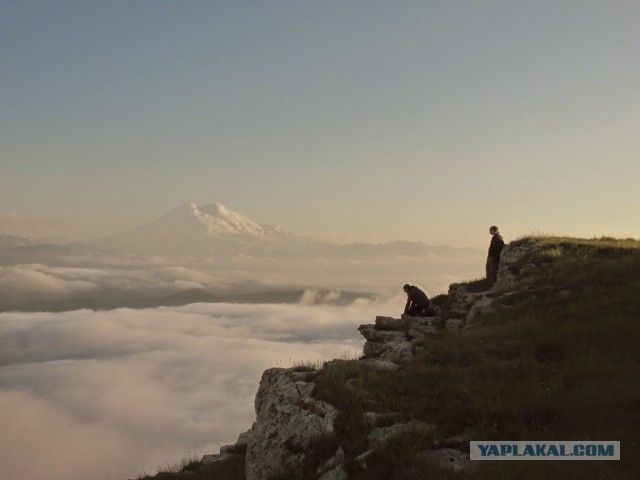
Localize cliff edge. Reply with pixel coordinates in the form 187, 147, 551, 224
134, 236, 640, 480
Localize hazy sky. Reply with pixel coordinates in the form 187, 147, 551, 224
2, 1, 639, 246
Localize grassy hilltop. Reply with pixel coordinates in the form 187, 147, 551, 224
136, 236, 640, 480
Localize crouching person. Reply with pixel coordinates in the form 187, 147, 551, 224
402, 284, 430, 317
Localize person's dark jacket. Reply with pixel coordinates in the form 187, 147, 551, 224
488, 234, 505, 258
404, 286, 429, 314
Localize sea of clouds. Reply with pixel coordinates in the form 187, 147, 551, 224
0, 300, 399, 480
0, 247, 485, 310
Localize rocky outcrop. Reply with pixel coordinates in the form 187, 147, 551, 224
358, 315, 438, 363
243, 368, 339, 480
495, 242, 536, 289
195, 241, 538, 479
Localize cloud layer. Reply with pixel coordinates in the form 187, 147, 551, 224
0, 301, 393, 480
0, 245, 485, 311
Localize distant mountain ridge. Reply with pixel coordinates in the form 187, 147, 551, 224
89, 202, 299, 256
186, 202, 291, 238
0, 232, 49, 247
87, 202, 482, 260
0, 203, 486, 312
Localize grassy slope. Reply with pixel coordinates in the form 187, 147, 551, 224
136, 236, 640, 480
309, 236, 640, 479
132, 455, 246, 480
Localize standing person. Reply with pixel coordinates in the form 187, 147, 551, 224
486, 225, 505, 284
402, 284, 430, 317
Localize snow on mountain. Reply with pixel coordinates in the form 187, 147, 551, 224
193, 203, 267, 237
88, 202, 483, 264
89, 202, 296, 256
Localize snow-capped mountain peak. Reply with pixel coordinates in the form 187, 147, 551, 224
194, 203, 266, 238
89, 202, 296, 256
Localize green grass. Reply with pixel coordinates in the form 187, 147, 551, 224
309, 236, 640, 479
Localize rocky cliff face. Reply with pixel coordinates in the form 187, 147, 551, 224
245, 368, 341, 480
198, 242, 536, 479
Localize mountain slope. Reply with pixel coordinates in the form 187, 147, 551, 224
191, 203, 267, 238
90, 202, 295, 256
88, 202, 481, 263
